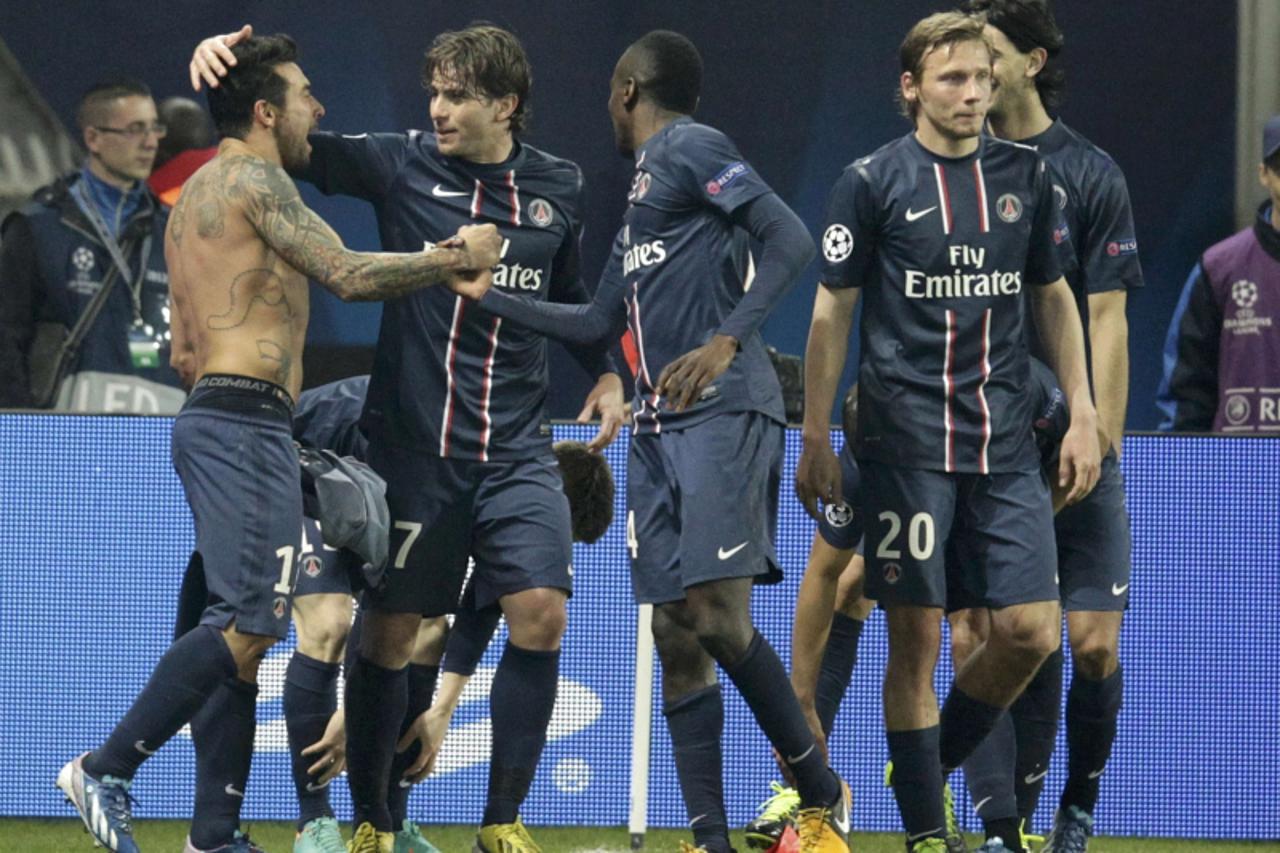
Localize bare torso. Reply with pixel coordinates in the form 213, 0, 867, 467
166, 139, 309, 399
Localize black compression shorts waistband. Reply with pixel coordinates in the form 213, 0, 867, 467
185, 373, 294, 421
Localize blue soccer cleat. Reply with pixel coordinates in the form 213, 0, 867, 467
183, 829, 269, 852
1042, 805, 1094, 852
57, 753, 139, 853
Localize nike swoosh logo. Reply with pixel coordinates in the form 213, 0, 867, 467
133, 740, 157, 756
718, 542, 748, 560
689, 814, 707, 826
1088, 768, 1105, 779
907, 827, 945, 842
1024, 769, 1049, 784
398, 778, 415, 789
785, 744, 815, 764
1112, 583, 1130, 596
973, 796, 993, 813
305, 780, 331, 792
905, 206, 938, 222
224, 784, 244, 798
432, 184, 468, 198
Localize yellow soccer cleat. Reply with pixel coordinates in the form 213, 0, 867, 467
794, 776, 851, 852
348, 821, 393, 853
473, 817, 543, 853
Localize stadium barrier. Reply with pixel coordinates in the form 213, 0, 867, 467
1, 415, 1276, 841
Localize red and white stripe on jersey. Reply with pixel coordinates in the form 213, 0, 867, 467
976, 308, 993, 473
505, 170, 521, 226
470, 180, 484, 219
629, 281, 662, 432
933, 163, 954, 235
439, 296, 467, 457
476, 317, 503, 461
973, 160, 990, 233
943, 309, 957, 471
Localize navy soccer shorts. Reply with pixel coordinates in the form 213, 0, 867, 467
292, 515, 359, 597
365, 442, 573, 617
1055, 452, 1131, 611
628, 411, 784, 605
171, 375, 302, 639
861, 461, 1058, 610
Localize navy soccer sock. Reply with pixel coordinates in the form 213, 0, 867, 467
887, 726, 947, 842
664, 684, 729, 852
722, 631, 838, 808
961, 712, 1022, 850
283, 652, 340, 829
815, 612, 864, 737
388, 663, 440, 826
939, 684, 1005, 773
1061, 665, 1123, 815
1012, 647, 1063, 825
85, 624, 238, 780
188, 678, 258, 849
345, 656, 408, 832
483, 642, 559, 826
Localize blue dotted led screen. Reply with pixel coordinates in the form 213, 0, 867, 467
1, 416, 1276, 841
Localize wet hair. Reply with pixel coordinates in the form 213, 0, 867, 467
841, 384, 859, 443
965, 0, 1066, 109
627, 30, 702, 114
205, 34, 298, 140
553, 441, 615, 544
422, 23, 532, 134
896, 11, 990, 119
76, 78, 152, 131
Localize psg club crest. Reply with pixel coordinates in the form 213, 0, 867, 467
528, 198, 554, 228
273, 597, 287, 619
882, 562, 902, 584
629, 171, 652, 201
996, 193, 1023, 223
302, 554, 323, 579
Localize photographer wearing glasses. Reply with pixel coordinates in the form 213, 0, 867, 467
0, 77, 183, 411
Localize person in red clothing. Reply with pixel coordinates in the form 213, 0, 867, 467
147, 97, 217, 206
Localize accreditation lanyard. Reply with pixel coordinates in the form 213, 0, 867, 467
71, 179, 152, 327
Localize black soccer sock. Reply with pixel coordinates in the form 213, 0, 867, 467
664, 684, 730, 853
961, 712, 1022, 851
887, 726, 947, 842
85, 624, 238, 780
1012, 647, 1063, 825
345, 656, 408, 833
483, 642, 559, 826
188, 678, 258, 849
388, 663, 440, 826
1061, 665, 1123, 815
722, 631, 839, 808
939, 684, 1005, 773
815, 612, 864, 738
283, 652, 339, 829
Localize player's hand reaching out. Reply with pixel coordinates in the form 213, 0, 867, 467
1058, 413, 1101, 505
579, 372, 627, 452
396, 703, 456, 785
795, 437, 842, 522
301, 706, 346, 785
189, 25, 253, 91
655, 334, 737, 412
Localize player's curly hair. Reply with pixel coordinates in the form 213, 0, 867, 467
554, 441, 615, 544
896, 12, 991, 120
206, 34, 297, 140
422, 22, 531, 134
964, 0, 1067, 110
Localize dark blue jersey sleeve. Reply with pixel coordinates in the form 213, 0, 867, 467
716, 194, 815, 342
293, 375, 371, 460
478, 229, 630, 346
546, 186, 620, 379
672, 125, 772, 217
294, 131, 412, 201
1080, 162, 1144, 294
1026, 159, 1065, 287
819, 163, 879, 289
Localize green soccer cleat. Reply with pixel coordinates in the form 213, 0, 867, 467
294, 816, 345, 853
393, 820, 441, 853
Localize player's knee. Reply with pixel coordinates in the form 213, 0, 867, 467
995, 611, 1059, 665
505, 588, 567, 650
295, 598, 353, 662
686, 602, 754, 665
359, 611, 420, 669
410, 615, 449, 666
1071, 636, 1119, 680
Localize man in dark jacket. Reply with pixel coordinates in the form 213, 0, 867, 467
1158, 115, 1280, 433
0, 78, 181, 410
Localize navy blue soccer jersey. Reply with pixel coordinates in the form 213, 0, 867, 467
294, 375, 371, 460
1020, 120, 1144, 364
297, 131, 611, 461
821, 133, 1064, 474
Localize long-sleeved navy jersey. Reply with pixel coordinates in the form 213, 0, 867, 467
821, 133, 1063, 474
297, 131, 611, 461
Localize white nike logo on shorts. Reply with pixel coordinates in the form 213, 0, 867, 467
1112, 583, 1130, 596
432, 184, 468, 198
905, 206, 938, 222
717, 542, 748, 560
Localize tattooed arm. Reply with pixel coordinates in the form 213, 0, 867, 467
227, 155, 499, 301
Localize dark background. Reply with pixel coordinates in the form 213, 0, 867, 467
1, 1, 1238, 429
